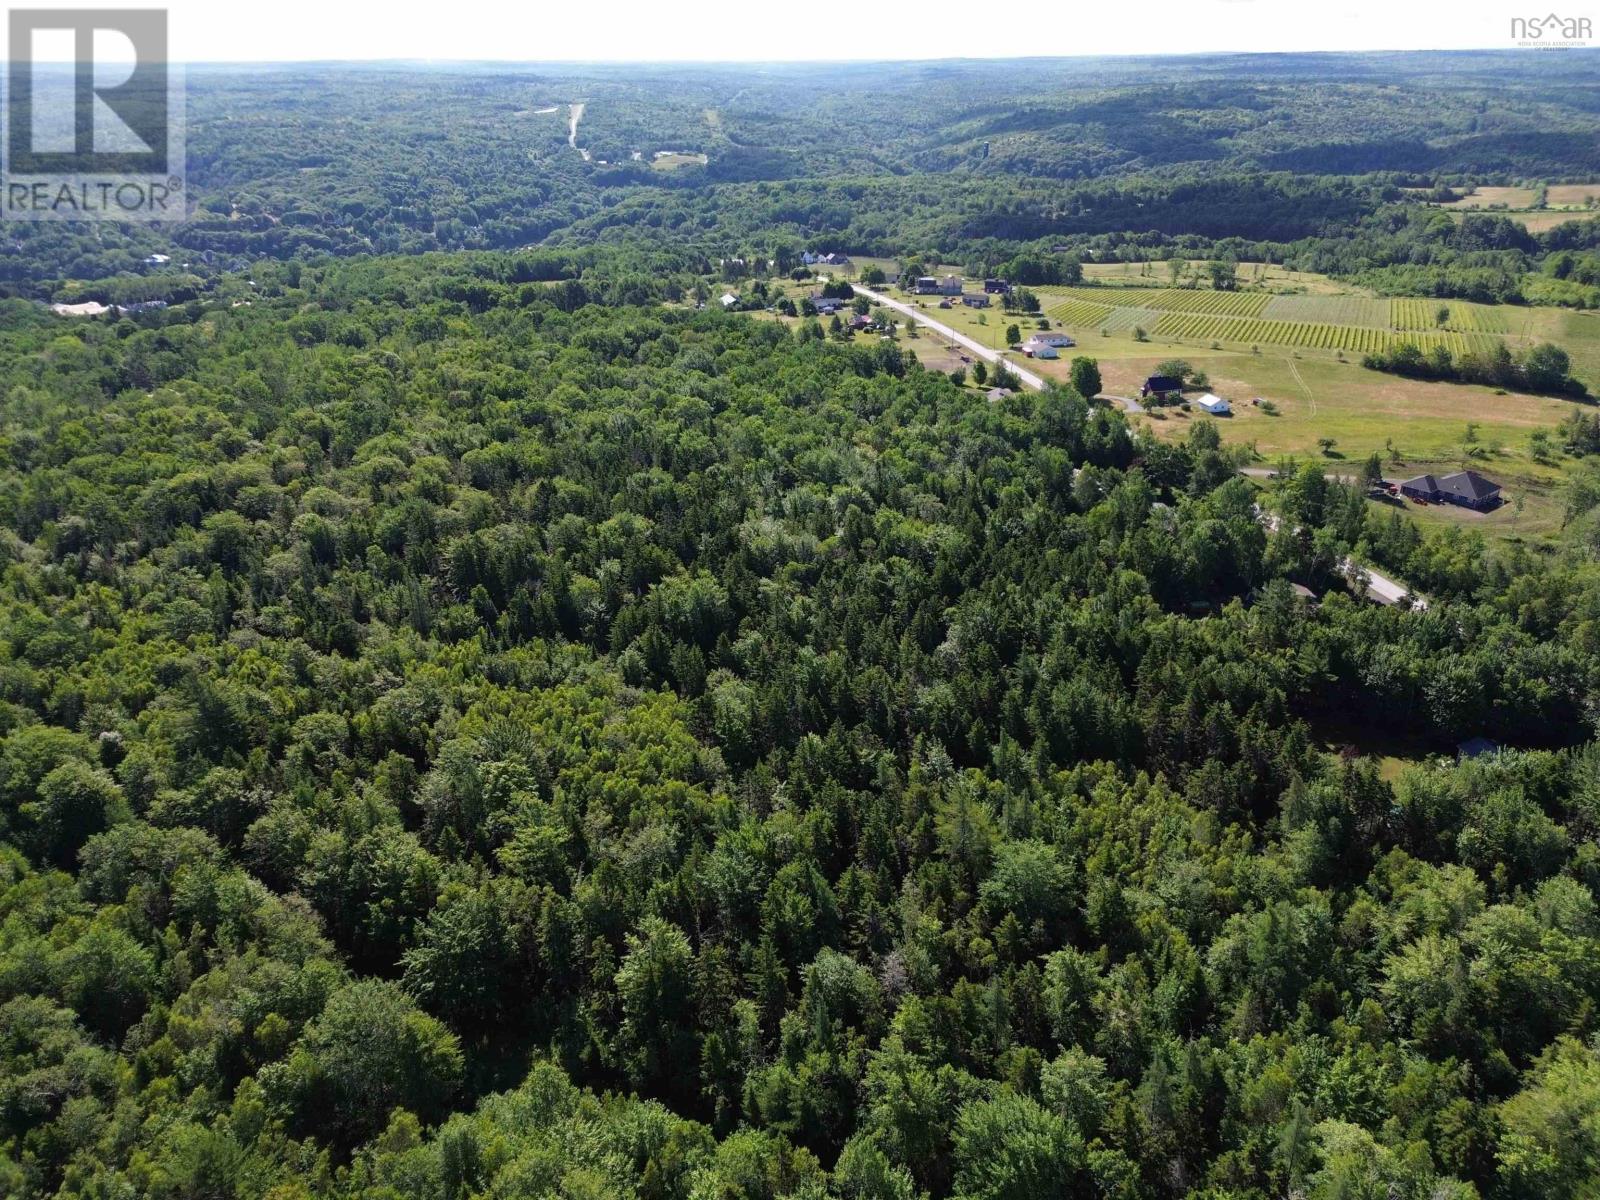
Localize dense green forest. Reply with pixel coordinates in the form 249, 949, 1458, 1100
4, 252, 1600, 1199
7, 53, 1600, 307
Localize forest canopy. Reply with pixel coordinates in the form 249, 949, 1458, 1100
0, 252, 1599, 1200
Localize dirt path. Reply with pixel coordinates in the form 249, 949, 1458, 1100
568, 103, 590, 161
1285, 355, 1315, 415
1256, 508, 1426, 609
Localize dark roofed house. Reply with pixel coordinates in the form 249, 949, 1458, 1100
1437, 470, 1503, 510
1457, 737, 1499, 760
1398, 474, 1438, 502
1400, 470, 1502, 512
1141, 375, 1185, 399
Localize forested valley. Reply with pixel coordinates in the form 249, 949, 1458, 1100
3, 253, 1600, 1200
8, 53, 1600, 309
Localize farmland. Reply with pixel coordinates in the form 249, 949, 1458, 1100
1547, 183, 1600, 208
862, 266, 1597, 547
1430, 185, 1541, 209
1038, 283, 1510, 358
1417, 181, 1600, 232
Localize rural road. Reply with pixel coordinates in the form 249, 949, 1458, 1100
847, 282, 1427, 612
851, 284, 1048, 391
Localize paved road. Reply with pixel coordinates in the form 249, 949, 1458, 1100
850, 284, 1048, 391
1103, 393, 1144, 414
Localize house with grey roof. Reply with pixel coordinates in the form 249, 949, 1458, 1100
1399, 470, 1503, 512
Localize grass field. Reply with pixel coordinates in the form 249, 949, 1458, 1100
1419, 182, 1600, 232
652, 151, 708, 169
1547, 183, 1600, 208
1432, 186, 1542, 209
1068, 348, 1582, 543
1449, 210, 1594, 233
1082, 260, 1350, 292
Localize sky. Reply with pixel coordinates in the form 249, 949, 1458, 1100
8, 0, 1589, 61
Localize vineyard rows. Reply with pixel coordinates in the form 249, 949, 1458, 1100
1037, 285, 1518, 356
1389, 298, 1511, 334
1262, 295, 1391, 328
1047, 285, 1168, 308
1045, 298, 1115, 327
1147, 311, 1503, 355
1143, 288, 1270, 317
1100, 306, 1162, 334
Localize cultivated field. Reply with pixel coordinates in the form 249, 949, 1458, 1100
1448, 210, 1595, 233
1433, 186, 1542, 209
1036, 284, 1512, 358
1547, 183, 1600, 208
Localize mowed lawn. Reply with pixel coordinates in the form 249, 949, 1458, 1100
1087, 350, 1581, 541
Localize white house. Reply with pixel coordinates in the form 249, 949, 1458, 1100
1033, 332, 1075, 348
1195, 393, 1231, 415
1021, 338, 1059, 359
720, 293, 739, 308
143, 253, 171, 266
